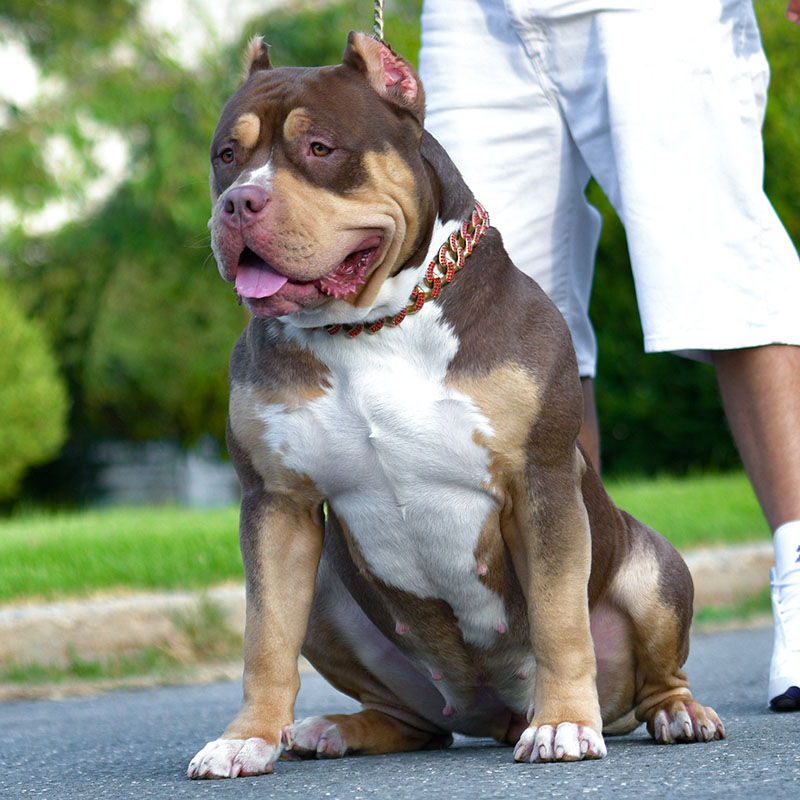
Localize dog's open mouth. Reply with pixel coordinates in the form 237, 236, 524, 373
234, 238, 382, 302
234, 248, 289, 298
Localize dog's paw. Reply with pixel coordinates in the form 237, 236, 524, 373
649, 699, 726, 743
513, 722, 606, 762
282, 716, 347, 758
187, 737, 282, 779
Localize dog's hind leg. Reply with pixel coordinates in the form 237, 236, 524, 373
609, 513, 725, 743
283, 709, 452, 758
291, 556, 453, 759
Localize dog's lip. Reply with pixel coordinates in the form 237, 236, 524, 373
315, 235, 382, 300
231, 236, 383, 303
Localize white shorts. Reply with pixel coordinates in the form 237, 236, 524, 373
419, 0, 800, 376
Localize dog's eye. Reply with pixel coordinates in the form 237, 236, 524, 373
220, 148, 235, 164
310, 142, 332, 157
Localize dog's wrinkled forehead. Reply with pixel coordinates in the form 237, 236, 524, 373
214, 66, 363, 145
210, 33, 426, 200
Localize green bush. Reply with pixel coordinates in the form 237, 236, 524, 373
1, 0, 796, 492
0, 279, 69, 499
2, 0, 420, 454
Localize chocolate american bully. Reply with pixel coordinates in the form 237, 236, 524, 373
188, 32, 724, 779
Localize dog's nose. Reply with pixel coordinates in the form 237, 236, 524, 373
221, 185, 269, 228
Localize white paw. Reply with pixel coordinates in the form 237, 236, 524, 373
513, 722, 606, 762
187, 737, 282, 779
283, 715, 347, 758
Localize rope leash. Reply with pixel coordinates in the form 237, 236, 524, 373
373, 0, 385, 41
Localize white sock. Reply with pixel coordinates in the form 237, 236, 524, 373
773, 520, 800, 606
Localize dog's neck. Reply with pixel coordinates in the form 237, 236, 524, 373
322, 201, 490, 337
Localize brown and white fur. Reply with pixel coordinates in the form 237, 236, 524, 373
187, 32, 724, 779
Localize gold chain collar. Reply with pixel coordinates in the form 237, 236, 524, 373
323, 202, 489, 338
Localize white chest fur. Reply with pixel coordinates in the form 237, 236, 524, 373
256, 306, 508, 647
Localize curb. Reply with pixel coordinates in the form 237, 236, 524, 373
683, 542, 774, 608
0, 583, 246, 670
0, 543, 774, 678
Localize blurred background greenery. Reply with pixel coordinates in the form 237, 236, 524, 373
0, 0, 797, 509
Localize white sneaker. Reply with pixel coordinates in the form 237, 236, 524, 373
768, 567, 800, 711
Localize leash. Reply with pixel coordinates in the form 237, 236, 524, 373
373, 0, 385, 41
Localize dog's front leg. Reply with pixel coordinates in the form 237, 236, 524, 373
503, 447, 605, 763
188, 492, 324, 779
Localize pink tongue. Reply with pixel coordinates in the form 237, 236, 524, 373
235, 264, 289, 298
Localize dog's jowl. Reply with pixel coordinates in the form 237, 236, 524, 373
187, 32, 724, 779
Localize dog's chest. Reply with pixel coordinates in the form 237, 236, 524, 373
263, 310, 509, 646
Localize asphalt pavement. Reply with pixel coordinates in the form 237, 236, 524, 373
1, 624, 798, 800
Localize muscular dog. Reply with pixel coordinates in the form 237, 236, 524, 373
188, 32, 724, 779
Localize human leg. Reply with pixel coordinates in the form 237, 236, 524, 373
580, 377, 600, 473
713, 345, 800, 710
532, 2, 800, 708
713, 346, 800, 532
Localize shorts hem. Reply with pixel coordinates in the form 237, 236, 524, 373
645, 335, 800, 364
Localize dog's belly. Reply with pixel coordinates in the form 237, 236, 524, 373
265, 311, 510, 648
309, 552, 533, 739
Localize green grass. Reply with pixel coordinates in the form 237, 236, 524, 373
0, 471, 769, 606
0, 505, 241, 604
1, 647, 184, 685
605, 471, 768, 551
0, 473, 771, 687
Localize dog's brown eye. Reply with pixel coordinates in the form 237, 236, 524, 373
220, 148, 235, 164
310, 142, 332, 157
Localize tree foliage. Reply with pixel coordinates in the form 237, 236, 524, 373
1, 2, 421, 453
3, 0, 244, 448
0, 278, 69, 499
0, 0, 797, 501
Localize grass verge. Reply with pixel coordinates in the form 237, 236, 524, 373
694, 586, 772, 628
606, 470, 768, 551
0, 505, 241, 604
0, 471, 768, 606
0, 472, 772, 692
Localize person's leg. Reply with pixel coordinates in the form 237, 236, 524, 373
714, 344, 800, 711
540, 1, 800, 709
579, 377, 600, 473
713, 345, 800, 531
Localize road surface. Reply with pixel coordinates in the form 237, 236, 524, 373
1, 625, 798, 799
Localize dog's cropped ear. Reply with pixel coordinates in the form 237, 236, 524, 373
342, 31, 425, 123
242, 35, 273, 77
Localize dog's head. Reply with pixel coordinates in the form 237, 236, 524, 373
209, 32, 436, 321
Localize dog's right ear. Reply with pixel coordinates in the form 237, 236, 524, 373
242, 35, 273, 77
342, 31, 425, 124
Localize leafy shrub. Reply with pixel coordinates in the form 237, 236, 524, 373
1, 0, 796, 490
0, 279, 69, 498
